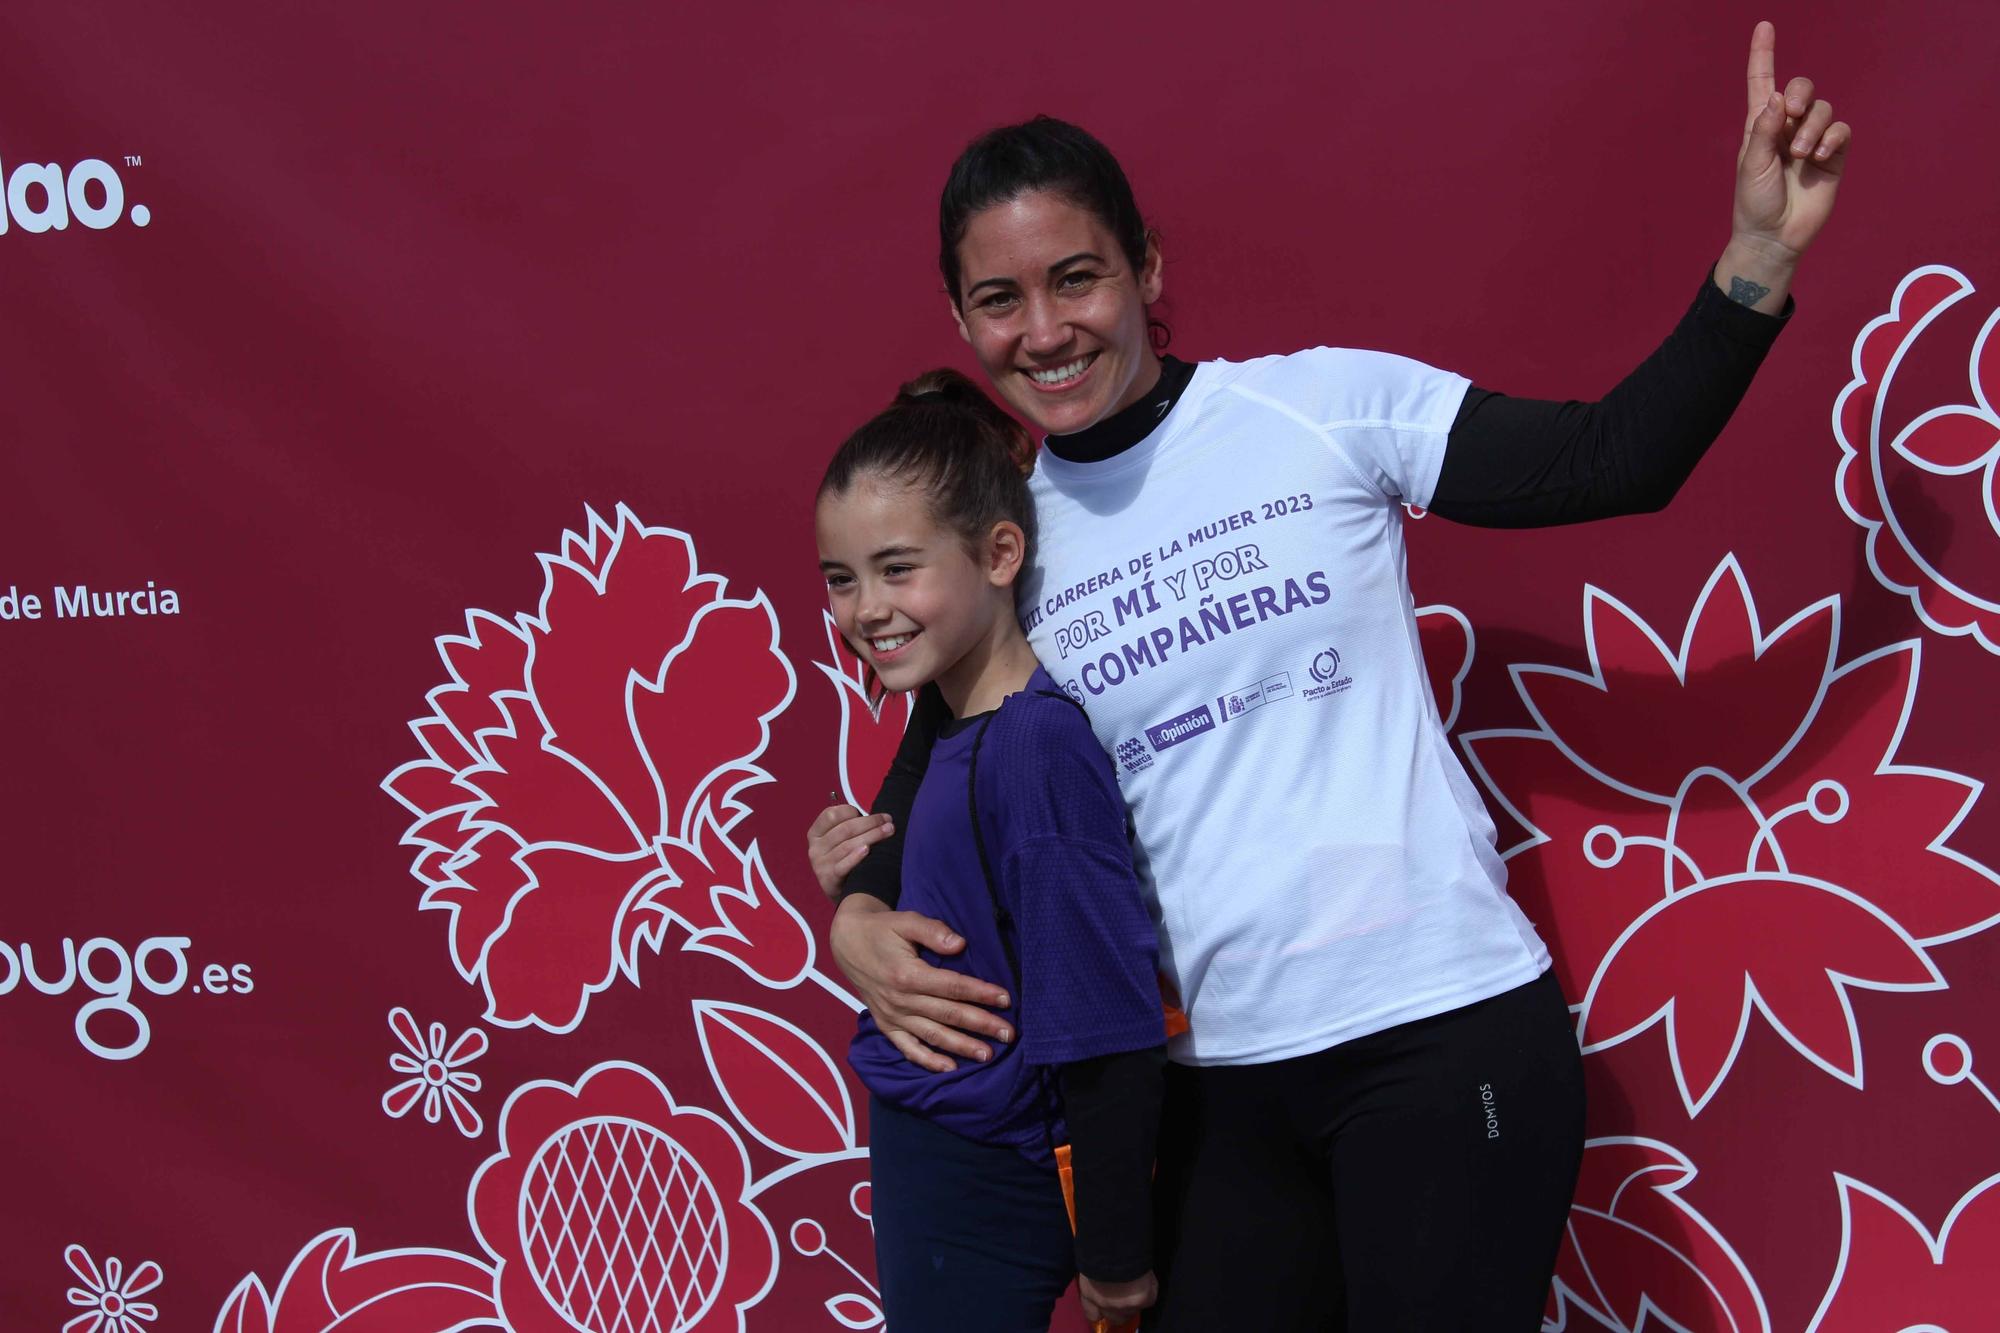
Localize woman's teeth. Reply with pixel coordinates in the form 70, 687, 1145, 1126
872, 633, 916, 653
1029, 354, 1094, 386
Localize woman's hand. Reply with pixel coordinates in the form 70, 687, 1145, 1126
1716, 21, 1852, 311
828, 894, 1014, 1072
807, 802, 895, 902
1079, 1270, 1157, 1326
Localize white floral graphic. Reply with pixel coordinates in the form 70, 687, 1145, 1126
1461, 556, 2000, 1116
1544, 1138, 1768, 1333
1923, 1033, 2000, 1116
381, 1006, 488, 1138
381, 506, 810, 1035
1806, 1171, 2000, 1331
211, 1229, 497, 1332
1834, 265, 2000, 653
789, 1194, 883, 1332
65, 1245, 162, 1333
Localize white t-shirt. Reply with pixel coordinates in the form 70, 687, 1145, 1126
1021, 348, 1550, 1066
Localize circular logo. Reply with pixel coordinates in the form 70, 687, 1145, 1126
1310, 649, 1341, 683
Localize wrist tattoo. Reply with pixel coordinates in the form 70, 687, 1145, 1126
1727, 276, 1773, 308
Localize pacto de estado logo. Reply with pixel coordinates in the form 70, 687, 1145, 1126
0, 154, 151, 233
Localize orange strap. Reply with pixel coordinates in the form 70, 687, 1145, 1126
1158, 972, 1190, 1039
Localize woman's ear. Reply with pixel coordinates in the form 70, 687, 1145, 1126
985, 521, 1027, 587
948, 291, 971, 345
1139, 229, 1164, 305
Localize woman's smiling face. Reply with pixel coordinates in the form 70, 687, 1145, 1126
951, 189, 1162, 438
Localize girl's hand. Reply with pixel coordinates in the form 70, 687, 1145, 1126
807, 802, 895, 902
1079, 1270, 1157, 1326
1729, 21, 1851, 268
828, 895, 1014, 1073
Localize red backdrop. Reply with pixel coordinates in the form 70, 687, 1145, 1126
6, 3, 1999, 1330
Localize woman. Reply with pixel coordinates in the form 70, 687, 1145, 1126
808, 23, 1848, 1328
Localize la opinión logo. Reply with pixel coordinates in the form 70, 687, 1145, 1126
0, 155, 151, 233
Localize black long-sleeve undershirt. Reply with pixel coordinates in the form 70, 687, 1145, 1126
1428, 273, 1790, 524
838, 270, 1789, 1279
1060, 1045, 1167, 1280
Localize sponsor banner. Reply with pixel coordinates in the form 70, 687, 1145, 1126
4, 5, 1997, 1330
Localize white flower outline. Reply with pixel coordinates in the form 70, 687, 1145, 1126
382, 1006, 488, 1138
64, 1244, 162, 1333
378, 504, 811, 1036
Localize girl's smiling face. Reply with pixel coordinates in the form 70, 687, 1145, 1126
816, 474, 1020, 708
951, 190, 1163, 438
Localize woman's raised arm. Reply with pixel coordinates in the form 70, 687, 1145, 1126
1426, 23, 1848, 528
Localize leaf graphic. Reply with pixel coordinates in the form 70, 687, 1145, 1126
1580, 876, 1943, 1115
1895, 406, 1999, 473
1753, 645, 2000, 944
1514, 563, 1835, 799
210, 1229, 498, 1333
1548, 1139, 1768, 1333
213, 1278, 273, 1333
825, 1292, 885, 1329
1808, 1173, 2000, 1332
695, 1000, 856, 1158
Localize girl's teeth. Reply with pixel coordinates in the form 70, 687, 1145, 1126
873, 634, 913, 652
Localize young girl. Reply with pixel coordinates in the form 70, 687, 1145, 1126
814, 368, 1167, 1331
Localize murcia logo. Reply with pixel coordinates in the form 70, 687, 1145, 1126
0, 156, 151, 234
1115, 736, 1155, 774
1309, 648, 1342, 683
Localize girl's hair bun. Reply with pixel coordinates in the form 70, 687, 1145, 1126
885, 368, 1035, 478
819, 367, 1039, 552
896, 366, 984, 407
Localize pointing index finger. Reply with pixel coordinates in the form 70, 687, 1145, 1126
1746, 19, 1777, 117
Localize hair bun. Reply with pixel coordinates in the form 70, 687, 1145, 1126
896, 367, 982, 406
885, 366, 1037, 477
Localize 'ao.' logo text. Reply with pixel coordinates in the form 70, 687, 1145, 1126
0, 156, 151, 234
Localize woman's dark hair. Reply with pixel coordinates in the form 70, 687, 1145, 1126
818, 367, 1037, 566
938, 116, 1167, 348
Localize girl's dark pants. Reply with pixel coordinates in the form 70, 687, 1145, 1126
1145, 968, 1586, 1331
869, 1095, 1075, 1332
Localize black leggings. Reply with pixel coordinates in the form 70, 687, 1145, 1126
1145, 969, 1585, 1331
